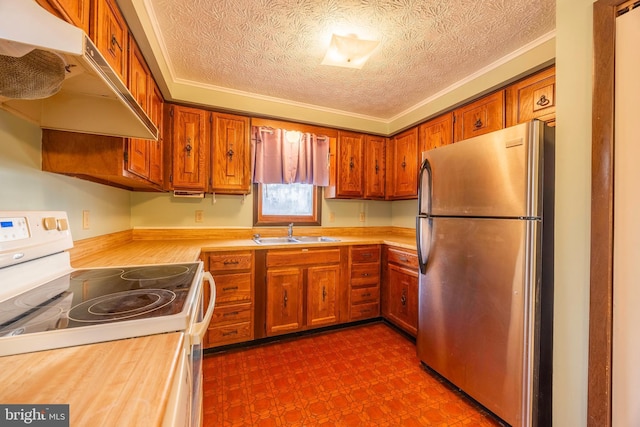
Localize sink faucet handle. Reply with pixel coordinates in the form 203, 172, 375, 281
288, 223, 294, 237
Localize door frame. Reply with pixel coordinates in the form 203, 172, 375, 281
590, 1, 629, 425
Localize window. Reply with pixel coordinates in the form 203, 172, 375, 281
254, 183, 321, 226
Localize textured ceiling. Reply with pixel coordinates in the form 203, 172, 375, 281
146, 0, 555, 120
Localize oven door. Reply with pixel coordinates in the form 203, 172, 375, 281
189, 271, 216, 427
164, 271, 215, 427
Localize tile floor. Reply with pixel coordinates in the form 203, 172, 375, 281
203, 322, 504, 426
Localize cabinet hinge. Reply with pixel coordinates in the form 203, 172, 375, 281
123, 151, 128, 163
169, 174, 173, 183
169, 107, 174, 118
209, 113, 213, 123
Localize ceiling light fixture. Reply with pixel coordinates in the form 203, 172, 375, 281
321, 33, 379, 69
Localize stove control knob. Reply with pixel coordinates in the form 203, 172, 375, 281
43, 217, 57, 230
57, 218, 69, 231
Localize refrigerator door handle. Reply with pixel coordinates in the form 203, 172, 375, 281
416, 216, 432, 274
417, 158, 433, 216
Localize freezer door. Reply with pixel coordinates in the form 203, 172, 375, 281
423, 121, 543, 218
417, 217, 540, 427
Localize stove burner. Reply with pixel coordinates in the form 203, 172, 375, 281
68, 289, 176, 323
71, 268, 125, 281
121, 265, 190, 281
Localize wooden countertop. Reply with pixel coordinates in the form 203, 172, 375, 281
4, 227, 417, 426
0, 333, 184, 426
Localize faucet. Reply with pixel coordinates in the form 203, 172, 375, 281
287, 223, 294, 238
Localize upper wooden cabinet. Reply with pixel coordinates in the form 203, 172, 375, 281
419, 112, 453, 154
453, 90, 505, 142
386, 127, 419, 200
363, 135, 386, 200
506, 65, 556, 127
166, 105, 209, 192
92, 0, 128, 83
336, 131, 365, 198
36, 0, 91, 34
148, 83, 164, 186
210, 113, 251, 194
126, 37, 152, 180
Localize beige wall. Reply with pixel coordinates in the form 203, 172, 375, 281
0, 110, 131, 240
553, 1, 592, 425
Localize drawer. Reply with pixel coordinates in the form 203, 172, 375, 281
207, 322, 253, 346
351, 245, 380, 263
350, 302, 380, 321
266, 248, 341, 268
387, 247, 418, 269
214, 272, 252, 304
209, 303, 252, 326
351, 285, 379, 305
208, 251, 253, 271
350, 263, 380, 286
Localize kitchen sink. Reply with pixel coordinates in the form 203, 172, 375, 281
253, 236, 341, 245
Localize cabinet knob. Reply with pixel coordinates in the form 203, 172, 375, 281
110, 34, 122, 52
283, 290, 288, 308
401, 290, 407, 306
349, 157, 355, 169
227, 148, 235, 161
401, 156, 406, 170
536, 95, 550, 107
185, 137, 192, 157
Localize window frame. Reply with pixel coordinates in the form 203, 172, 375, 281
253, 183, 322, 226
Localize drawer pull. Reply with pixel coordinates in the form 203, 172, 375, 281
536, 95, 550, 107
362, 253, 372, 257
361, 273, 370, 277
360, 309, 372, 314
362, 293, 371, 297
474, 119, 483, 129
223, 311, 239, 317
222, 330, 238, 337
223, 260, 240, 265
399, 257, 409, 263
222, 286, 239, 291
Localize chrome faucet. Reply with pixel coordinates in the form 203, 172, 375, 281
287, 223, 294, 238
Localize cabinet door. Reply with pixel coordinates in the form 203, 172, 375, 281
387, 263, 418, 336
364, 135, 386, 199
266, 268, 303, 336
126, 39, 151, 179
506, 66, 556, 127
170, 106, 208, 191
211, 113, 250, 194
453, 90, 505, 142
388, 127, 418, 199
336, 131, 364, 198
37, 0, 91, 34
419, 112, 453, 154
92, 0, 128, 83
307, 264, 339, 327
148, 83, 164, 185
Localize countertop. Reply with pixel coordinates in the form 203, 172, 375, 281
1, 228, 417, 426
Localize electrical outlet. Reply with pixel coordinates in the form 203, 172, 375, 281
82, 210, 90, 229
195, 210, 204, 223
359, 212, 365, 222
329, 212, 335, 222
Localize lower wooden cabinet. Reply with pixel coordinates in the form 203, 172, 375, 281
382, 246, 419, 337
264, 247, 347, 337
203, 251, 254, 348
349, 245, 381, 321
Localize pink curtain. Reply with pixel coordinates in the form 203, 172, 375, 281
251, 126, 329, 186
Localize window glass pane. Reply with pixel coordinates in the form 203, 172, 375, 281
261, 183, 314, 216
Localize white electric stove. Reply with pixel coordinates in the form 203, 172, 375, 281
0, 211, 215, 358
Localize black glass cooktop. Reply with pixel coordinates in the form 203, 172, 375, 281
0, 262, 200, 337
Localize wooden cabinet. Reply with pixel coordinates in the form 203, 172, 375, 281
335, 131, 365, 198
419, 112, 453, 154
126, 37, 152, 180
92, 0, 128, 83
453, 90, 505, 142
506, 65, 556, 127
148, 83, 164, 186
382, 246, 419, 337
349, 245, 381, 321
36, 0, 91, 34
203, 251, 254, 348
386, 127, 419, 199
165, 104, 209, 192
42, 130, 164, 191
210, 113, 251, 194
363, 135, 386, 199
265, 248, 346, 336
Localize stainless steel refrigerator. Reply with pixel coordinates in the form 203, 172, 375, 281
416, 120, 554, 427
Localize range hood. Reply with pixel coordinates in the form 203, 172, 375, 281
0, 0, 158, 140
